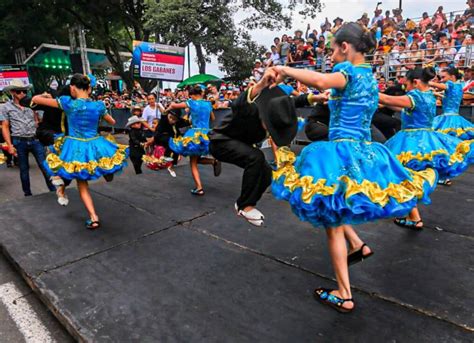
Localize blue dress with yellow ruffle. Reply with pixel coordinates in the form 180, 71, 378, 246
44, 96, 129, 181
385, 89, 472, 179
169, 99, 212, 156
272, 62, 437, 229
432, 81, 474, 140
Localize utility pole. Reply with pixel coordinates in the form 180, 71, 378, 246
187, 44, 191, 77
399, 0, 402, 11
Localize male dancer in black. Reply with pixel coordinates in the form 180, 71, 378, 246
209, 70, 322, 226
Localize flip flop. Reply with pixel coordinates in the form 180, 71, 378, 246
314, 288, 354, 313
348, 243, 374, 266
85, 219, 101, 230
191, 188, 205, 196
438, 179, 452, 186
394, 218, 423, 230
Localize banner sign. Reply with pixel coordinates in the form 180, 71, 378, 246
132, 41, 185, 82
0, 65, 29, 91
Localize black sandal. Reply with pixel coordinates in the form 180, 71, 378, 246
85, 219, 101, 230
314, 288, 354, 313
348, 243, 374, 266
103, 174, 114, 182
438, 179, 452, 186
394, 218, 423, 230
190, 188, 205, 196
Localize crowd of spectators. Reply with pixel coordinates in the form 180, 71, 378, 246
254, 1, 474, 81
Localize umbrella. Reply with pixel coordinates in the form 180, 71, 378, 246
177, 74, 222, 88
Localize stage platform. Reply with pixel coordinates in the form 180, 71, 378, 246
0, 163, 473, 342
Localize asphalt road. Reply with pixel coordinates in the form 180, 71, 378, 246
0, 134, 133, 342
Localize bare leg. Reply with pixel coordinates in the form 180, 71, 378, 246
343, 225, 372, 255
76, 180, 98, 222
190, 156, 203, 190
326, 226, 354, 310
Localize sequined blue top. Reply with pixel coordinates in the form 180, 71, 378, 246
401, 89, 437, 129
186, 99, 212, 129
442, 81, 464, 114
328, 62, 379, 141
58, 96, 106, 139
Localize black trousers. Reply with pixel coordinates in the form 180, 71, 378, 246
372, 112, 401, 140
130, 148, 144, 175
210, 139, 272, 210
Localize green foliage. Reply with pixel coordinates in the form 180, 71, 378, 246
0, 0, 69, 63
218, 31, 266, 82
0, 0, 322, 84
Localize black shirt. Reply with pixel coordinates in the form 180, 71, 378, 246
210, 89, 313, 145
153, 114, 189, 146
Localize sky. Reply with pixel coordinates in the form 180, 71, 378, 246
162, 0, 466, 88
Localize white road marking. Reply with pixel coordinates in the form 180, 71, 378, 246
0, 282, 55, 343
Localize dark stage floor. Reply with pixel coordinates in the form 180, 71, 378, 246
0, 162, 472, 342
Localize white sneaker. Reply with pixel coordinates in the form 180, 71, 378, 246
234, 203, 265, 227
56, 190, 69, 206
167, 167, 176, 178
51, 177, 64, 187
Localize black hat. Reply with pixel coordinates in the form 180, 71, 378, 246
255, 86, 298, 146
333, 17, 343, 24
167, 109, 181, 118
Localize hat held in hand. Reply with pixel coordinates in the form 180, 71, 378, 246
255, 86, 298, 147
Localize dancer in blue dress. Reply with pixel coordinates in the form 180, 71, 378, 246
270, 23, 437, 313
381, 67, 473, 229
166, 85, 221, 195
430, 67, 474, 140
32, 74, 129, 230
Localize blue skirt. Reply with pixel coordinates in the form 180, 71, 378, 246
272, 140, 437, 229
385, 128, 473, 179
169, 128, 210, 157
432, 114, 474, 140
44, 134, 129, 181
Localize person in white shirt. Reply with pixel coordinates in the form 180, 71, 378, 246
252, 60, 264, 81
142, 93, 164, 137
455, 35, 473, 63
270, 45, 280, 65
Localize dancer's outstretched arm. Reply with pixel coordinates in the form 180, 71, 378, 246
378, 93, 412, 110
31, 93, 59, 108
270, 66, 347, 91
429, 81, 447, 91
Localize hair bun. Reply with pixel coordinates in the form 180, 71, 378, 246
421, 67, 436, 82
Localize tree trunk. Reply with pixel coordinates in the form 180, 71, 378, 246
194, 43, 206, 74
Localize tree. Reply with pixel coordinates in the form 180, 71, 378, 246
144, 0, 322, 75
52, 0, 151, 89
218, 31, 266, 82
0, 0, 69, 64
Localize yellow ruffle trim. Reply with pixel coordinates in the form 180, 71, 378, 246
0, 153, 6, 164
437, 127, 474, 137
396, 139, 472, 165
47, 135, 128, 175
172, 131, 209, 147
273, 147, 436, 206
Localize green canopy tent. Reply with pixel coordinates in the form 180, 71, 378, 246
177, 74, 222, 88
23, 43, 131, 92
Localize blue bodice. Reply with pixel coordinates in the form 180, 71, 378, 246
442, 81, 464, 114
58, 96, 106, 139
328, 62, 379, 141
401, 90, 436, 129
186, 99, 212, 129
